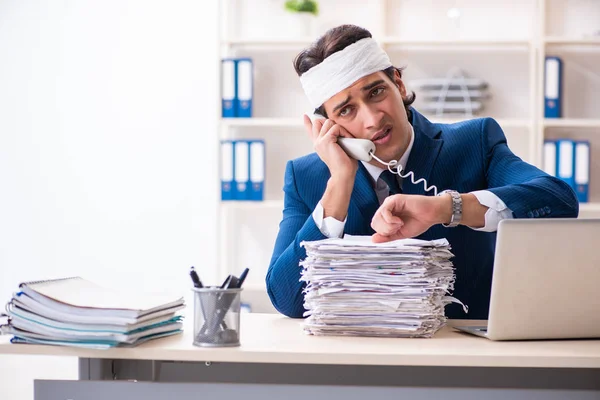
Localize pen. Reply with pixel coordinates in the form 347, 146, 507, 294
190, 266, 203, 288
237, 268, 249, 288
220, 274, 240, 289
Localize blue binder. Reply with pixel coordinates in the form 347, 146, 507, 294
544, 56, 562, 118
220, 140, 235, 200
574, 140, 590, 203
249, 140, 265, 201
234, 140, 250, 200
542, 140, 557, 177
236, 58, 253, 118
221, 59, 237, 118
556, 139, 575, 190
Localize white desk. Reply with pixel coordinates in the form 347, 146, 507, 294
2, 313, 600, 400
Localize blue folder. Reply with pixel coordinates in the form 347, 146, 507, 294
249, 140, 265, 201
544, 56, 562, 118
234, 140, 250, 200
556, 139, 575, 190
236, 58, 253, 118
574, 140, 590, 203
221, 58, 237, 118
220, 140, 235, 200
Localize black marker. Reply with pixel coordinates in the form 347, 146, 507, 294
189, 266, 203, 288
220, 274, 240, 289
237, 268, 249, 288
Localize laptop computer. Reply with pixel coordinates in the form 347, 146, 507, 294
454, 218, 600, 340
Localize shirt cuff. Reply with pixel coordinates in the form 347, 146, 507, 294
312, 201, 346, 238
469, 190, 514, 232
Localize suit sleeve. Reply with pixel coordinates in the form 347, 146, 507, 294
481, 118, 579, 219
266, 160, 326, 318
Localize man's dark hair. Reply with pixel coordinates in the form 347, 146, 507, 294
293, 24, 415, 119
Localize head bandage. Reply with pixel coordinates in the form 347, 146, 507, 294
300, 37, 393, 110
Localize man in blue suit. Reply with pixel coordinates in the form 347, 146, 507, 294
266, 25, 578, 320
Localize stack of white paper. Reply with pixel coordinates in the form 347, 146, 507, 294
0, 277, 185, 349
300, 235, 466, 338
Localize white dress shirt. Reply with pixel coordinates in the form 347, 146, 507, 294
312, 125, 514, 238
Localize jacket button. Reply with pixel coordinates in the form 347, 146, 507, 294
527, 211, 534, 218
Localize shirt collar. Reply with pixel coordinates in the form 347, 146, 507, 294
361, 123, 415, 182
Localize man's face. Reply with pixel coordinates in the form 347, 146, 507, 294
322, 70, 411, 168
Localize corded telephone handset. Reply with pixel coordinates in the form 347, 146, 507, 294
337, 137, 375, 162
308, 113, 439, 195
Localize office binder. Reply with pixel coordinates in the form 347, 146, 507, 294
234, 140, 250, 200
556, 139, 575, 190
249, 140, 265, 201
544, 56, 562, 118
15, 277, 184, 320
543, 140, 557, 177
1, 276, 185, 348
221, 58, 237, 118
574, 140, 590, 203
220, 140, 235, 201
236, 58, 253, 118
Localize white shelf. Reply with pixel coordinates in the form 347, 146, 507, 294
241, 283, 267, 292
221, 200, 600, 213
220, 200, 600, 218
544, 37, 600, 46
580, 203, 600, 212
221, 201, 600, 219
382, 38, 530, 51
431, 117, 530, 128
544, 119, 600, 128
222, 37, 313, 49
223, 37, 531, 50
221, 200, 283, 210
221, 118, 303, 128
221, 117, 530, 129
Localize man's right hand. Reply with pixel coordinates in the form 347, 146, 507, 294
303, 114, 357, 222
303, 114, 358, 180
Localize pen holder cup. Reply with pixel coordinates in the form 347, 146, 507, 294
192, 287, 242, 347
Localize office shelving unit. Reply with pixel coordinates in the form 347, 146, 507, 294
217, 0, 600, 307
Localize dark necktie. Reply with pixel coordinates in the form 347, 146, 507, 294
379, 170, 402, 195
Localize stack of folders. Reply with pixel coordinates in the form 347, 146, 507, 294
543, 139, 590, 203
221, 57, 253, 118
0, 277, 185, 349
299, 236, 467, 338
220, 139, 265, 201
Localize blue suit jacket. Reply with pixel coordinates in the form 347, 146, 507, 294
266, 108, 579, 319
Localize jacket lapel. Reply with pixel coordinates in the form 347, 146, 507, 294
401, 109, 444, 196
348, 162, 379, 234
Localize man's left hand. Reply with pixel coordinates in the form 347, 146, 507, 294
371, 194, 452, 243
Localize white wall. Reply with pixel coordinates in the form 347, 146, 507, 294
0, 0, 219, 397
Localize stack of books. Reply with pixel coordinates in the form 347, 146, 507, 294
0, 277, 185, 349
300, 236, 467, 338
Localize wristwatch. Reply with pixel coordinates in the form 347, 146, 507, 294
439, 190, 462, 228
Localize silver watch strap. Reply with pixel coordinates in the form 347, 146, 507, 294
440, 190, 462, 228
